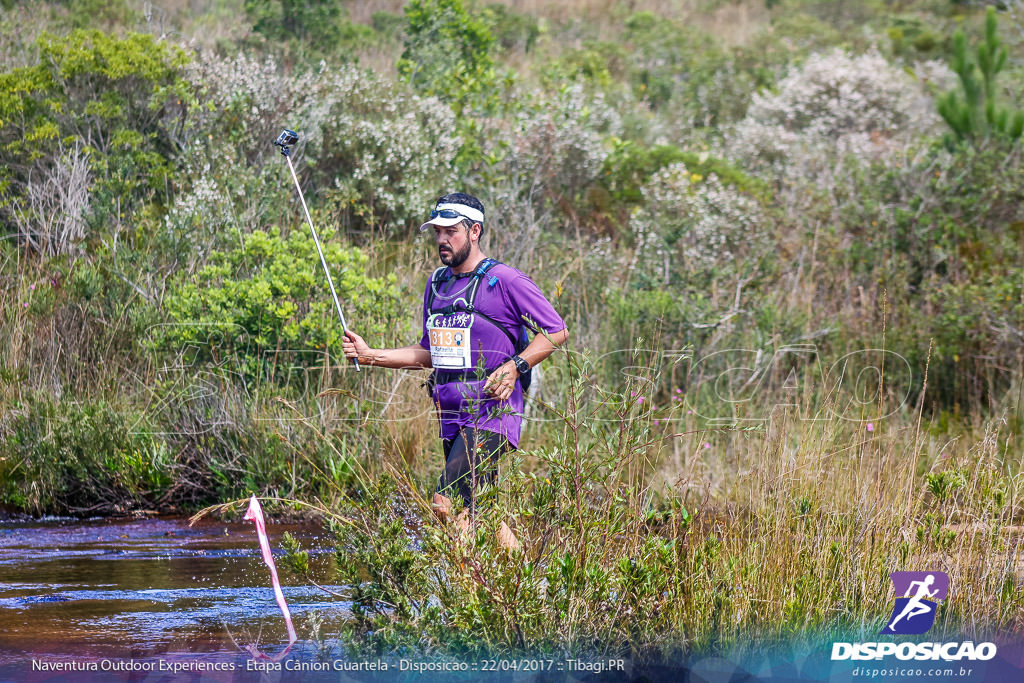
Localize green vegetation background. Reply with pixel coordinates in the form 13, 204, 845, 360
1, 0, 1023, 661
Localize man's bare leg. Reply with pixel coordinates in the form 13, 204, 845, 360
432, 492, 453, 523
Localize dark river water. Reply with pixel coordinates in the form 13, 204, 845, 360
0, 515, 352, 677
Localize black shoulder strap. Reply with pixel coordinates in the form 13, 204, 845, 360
467, 259, 522, 348
425, 259, 498, 313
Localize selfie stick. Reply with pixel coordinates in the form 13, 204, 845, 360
274, 129, 360, 372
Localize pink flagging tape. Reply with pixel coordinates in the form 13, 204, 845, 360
243, 494, 297, 659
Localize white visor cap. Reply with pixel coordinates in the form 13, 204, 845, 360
418, 202, 485, 231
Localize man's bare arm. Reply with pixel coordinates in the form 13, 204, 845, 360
342, 332, 432, 369
519, 327, 569, 368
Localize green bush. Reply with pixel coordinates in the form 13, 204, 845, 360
397, 0, 497, 109
0, 395, 170, 514
832, 139, 1024, 409
601, 141, 768, 210
0, 29, 190, 253
160, 227, 399, 387
73, 0, 134, 28
246, 0, 339, 43
370, 11, 405, 41
540, 42, 627, 91
243, 0, 374, 62
485, 3, 540, 54
886, 15, 945, 57
938, 7, 1024, 142
622, 13, 753, 126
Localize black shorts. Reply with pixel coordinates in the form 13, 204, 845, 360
436, 427, 511, 509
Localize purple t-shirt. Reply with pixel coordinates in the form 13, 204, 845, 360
418, 262, 565, 447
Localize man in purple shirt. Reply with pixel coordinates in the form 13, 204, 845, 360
342, 193, 569, 550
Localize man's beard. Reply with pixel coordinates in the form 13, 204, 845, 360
439, 240, 471, 268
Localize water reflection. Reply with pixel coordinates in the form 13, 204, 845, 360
0, 516, 348, 663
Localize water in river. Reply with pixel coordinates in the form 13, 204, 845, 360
0, 515, 349, 673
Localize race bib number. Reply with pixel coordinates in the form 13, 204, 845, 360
428, 314, 472, 369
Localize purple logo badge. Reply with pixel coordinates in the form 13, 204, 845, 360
882, 571, 949, 635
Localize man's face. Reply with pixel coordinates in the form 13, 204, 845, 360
434, 222, 474, 268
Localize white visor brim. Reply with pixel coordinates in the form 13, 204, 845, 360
419, 215, 466, 231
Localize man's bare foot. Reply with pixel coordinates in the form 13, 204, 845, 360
497, 521, 521, 552
454, 510, 471, 534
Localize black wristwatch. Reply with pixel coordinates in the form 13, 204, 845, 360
510, 355, 530, 375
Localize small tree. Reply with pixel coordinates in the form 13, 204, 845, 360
243, 0, 372, 59
0, 30, 190, 253
397, 0, 496, 109
937, 6, 1024, 142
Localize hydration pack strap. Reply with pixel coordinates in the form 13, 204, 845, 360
427, 259, 507, 326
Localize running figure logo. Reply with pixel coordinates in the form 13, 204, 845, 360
882, 571, 949, 635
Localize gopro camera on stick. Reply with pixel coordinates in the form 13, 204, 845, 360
274, 129, 298, 155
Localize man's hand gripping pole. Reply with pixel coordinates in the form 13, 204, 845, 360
274, 129, 360, 372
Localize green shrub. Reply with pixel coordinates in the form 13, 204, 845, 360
160, 227, 399, 387
485, 3, 540, 54
370, 11, 405, 41
601, 141, 768, 210
764, 12, 843, 52
245, 0, 338, 43
938, 7, 1024, 142
622, 13, 752, 126
243, 0, 374, 62
886, 15, 945, 57
540, 42, 627, 90
398, 0, 497, 109
73, 0, 135, 28
0, 395, 170, 514
871, 140, 1022, 408
0, 29, 190, 253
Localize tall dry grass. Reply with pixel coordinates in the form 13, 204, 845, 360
275, 335, 1023, 658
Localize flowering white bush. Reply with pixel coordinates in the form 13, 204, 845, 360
630, 163, 764, 286
474, 83, 621, 203
184, 52, 314, 155
163, 164, 237, 253
466, 83, 623, 267
174, 51, 459, 235
729, 49, 945, 169
508, 83, 621, 199
912, 58, 959, 94
300, 66, 459, 228
168, 51, 320, 244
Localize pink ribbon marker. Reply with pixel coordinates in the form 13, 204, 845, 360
244, 494, 297, 659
